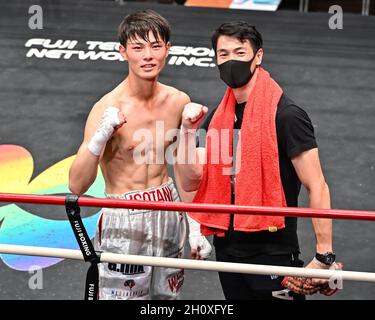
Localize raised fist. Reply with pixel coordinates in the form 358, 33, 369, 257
88, 106, 127, 156
181, 103, 208, 131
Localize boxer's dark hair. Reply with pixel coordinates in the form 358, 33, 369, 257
118, 10, 171, 46
211, 21, 263, 54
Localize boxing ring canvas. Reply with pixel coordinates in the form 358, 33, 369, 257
0, 0, 374, 299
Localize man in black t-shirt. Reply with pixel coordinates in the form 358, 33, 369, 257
175, 21, 341, 300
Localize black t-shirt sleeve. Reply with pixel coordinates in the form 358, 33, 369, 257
196, 107, 217, 148
276, 105, 318, 158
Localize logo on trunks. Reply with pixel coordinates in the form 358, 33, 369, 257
124, 279, 136, 289
111, 279, 145, 298
168, 270, 184, 293
111, 287, 146, 298
109, 279, 147, 298
126, 185, 173, 202
108, 263, 145, 275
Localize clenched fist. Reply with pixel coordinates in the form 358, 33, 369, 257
88, 106, 127, 156
181, 103, 208, 131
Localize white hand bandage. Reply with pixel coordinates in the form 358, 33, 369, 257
183, 105, 202, 120
187, 215, 212, 259
88, 106, 121, 156
181, 103, 207, 131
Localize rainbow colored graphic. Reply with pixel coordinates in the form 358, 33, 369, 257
0, 145, 105, 271
185, 0, 281, 11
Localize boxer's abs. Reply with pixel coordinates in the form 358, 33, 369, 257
100, 154, 170, 194
98, 97, 181, 194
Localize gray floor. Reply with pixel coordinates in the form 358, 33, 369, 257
0, 0, 375, 300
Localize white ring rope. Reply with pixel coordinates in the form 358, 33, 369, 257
1, 244, 374, 283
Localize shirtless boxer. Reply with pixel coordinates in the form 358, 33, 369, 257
69, 10, 211, 300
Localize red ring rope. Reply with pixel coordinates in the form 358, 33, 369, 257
0, 192, 374, 221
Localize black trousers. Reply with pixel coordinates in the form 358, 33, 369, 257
215, 250, 306, 300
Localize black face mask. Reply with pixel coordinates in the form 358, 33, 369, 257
218, 56, 256, 88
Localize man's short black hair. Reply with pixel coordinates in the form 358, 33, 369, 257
211, 21, 263, 54
118, 10, 171, 46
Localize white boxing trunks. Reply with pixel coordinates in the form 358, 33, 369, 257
94, 178, 186, 300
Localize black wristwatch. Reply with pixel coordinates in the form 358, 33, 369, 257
315, 252, 336, 266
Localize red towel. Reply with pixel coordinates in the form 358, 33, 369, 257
189, 67, 286, 236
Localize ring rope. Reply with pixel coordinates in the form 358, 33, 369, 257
1, 193, 374, 285
0, 244, 374, 282
1, 192, 375, 221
